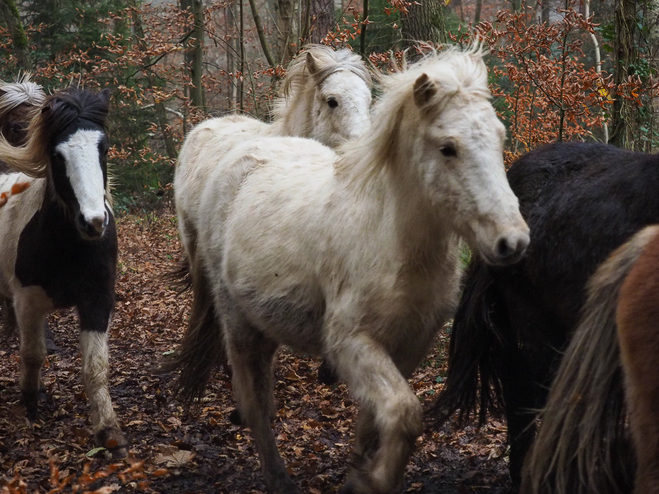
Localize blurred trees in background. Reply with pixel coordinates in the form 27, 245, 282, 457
1, 0, 657, 211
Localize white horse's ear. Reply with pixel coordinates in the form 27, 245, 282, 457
413, 73, 438, 109
306, 52, 321, 76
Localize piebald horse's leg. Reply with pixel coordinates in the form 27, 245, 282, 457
78, 303, 125, 452
223, 311, 295, 493
331, 333, 422, 494
14, 291, 49, 420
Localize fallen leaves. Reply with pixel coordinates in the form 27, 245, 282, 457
0, 211, 511, 493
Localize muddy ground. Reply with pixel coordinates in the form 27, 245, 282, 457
1, 212, 511, 493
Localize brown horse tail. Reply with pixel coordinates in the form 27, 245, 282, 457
427, 258, 505, 427
158, 263, 227, 403
521, 225, 659, 494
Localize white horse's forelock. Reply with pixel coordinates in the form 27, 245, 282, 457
337, 44, 491, 184
272, 45, 372, 121
0, 73, 46, 115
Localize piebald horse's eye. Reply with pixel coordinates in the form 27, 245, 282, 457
327, 97, 339, 109
440, 145, 457, 158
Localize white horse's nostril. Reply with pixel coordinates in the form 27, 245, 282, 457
495, 232, 530, 263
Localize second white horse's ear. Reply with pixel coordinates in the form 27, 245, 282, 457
413, 73, 438, 108
306, 52, 321, 76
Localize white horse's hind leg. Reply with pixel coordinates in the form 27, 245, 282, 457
14, 295, 48, 420
224, 312, 296, 493
331, 334, 423, 494
79, 329, 125, 451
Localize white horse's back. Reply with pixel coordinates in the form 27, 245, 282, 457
175, 114, 267, 241
175, 46, 372, 270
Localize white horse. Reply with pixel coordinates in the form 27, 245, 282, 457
165, 45, 372, 393
177, 45, 530, 493
175, 45, 371, 271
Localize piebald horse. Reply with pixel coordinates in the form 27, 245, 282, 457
523, 225, 659, 494
0, 87, 125, 453
166, 45, 372, 396
173, 46, 529, 493
0, 75, 60, 353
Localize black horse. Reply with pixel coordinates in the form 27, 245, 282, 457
430, 141, 659, 488
0, 87, 125, 452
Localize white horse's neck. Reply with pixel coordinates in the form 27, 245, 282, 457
339, 132, 456, 272
269, 87, 313, 138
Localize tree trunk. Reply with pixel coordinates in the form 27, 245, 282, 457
0, 0, 31, 70
609, 0, 640, 149
360, 0, 368, 55
130, 0, 178, 158
181, 0, 205, 112
276, 0, 295, 63
474, 0, 483, 25
400, 0, 446, 49
541, 0, 550, 24
248, 0, 277, 67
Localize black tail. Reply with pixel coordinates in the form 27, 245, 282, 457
428, 259, 506, 426
520, 228, 659, 494
159, 263, 227, 403
0, 296, 17, 338
162, 256, 193, 294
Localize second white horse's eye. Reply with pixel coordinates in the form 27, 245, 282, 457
440, 145, 457, 157
327, 97, 339, 109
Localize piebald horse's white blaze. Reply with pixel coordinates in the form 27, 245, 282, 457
0, 88, 123, 452
56, 129, 108, 237
190, 46, 529, 493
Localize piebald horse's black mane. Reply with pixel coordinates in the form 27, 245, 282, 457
0, 87, 110, 178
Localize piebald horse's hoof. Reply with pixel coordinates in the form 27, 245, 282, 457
95, 427, 128, 458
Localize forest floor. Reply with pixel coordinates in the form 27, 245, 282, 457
1, 211, 512, 494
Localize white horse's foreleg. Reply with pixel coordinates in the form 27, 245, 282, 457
331, 334, 423, 494
224, 314, 297, 493
79, 328, 125, 451
14, 296, 47, 420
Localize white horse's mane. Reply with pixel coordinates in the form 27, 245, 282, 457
272, 45, 372, 121
338, 44, 491, 184
0, 73, 46, 115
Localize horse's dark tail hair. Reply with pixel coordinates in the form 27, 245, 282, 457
0, 296, 17, 339
520, 227, 659, 494
158, 264, 227, 403
162, 256, 192, 294
427, 258, 505, 427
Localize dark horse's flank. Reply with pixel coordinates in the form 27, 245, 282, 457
522, 224, 659, 494
430, 142, 659, 488
0, 88, 125, 452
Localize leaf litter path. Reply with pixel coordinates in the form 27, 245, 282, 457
1, 212, 511, 493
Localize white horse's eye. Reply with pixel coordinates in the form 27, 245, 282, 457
440, 145, 457, 158
327, 97, 339, 109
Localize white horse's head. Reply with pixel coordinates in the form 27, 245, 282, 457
347, 46, 529, 266
412, 48, 529, 265
274, 45, 372, 148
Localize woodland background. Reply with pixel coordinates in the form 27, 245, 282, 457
1, 0, 658, 212
1, 0, 658, 492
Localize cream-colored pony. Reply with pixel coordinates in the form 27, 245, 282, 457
174, 46, 529, 493
167, 45, 372, 389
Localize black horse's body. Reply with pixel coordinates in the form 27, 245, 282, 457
431, 142, 659, 486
